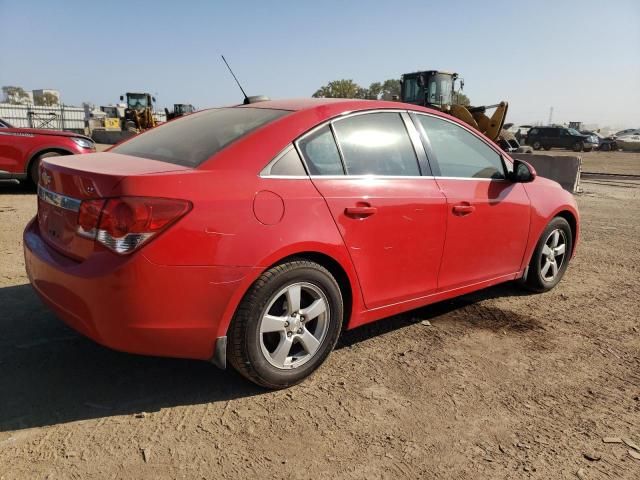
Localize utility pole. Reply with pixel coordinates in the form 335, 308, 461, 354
548, 106, 554, 125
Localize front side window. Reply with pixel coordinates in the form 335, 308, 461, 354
112, 107, 289, 167
297, 125, 344, 175
332, 113, 420, 176
416, 114, 505, 179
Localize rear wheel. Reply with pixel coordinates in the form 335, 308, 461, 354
600, 143, 611, 152
28, 151, 61, 187
522, 217, 573, 292
227, 260, 343, 389
572, 141, 584, 152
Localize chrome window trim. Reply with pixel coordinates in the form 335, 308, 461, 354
309, 175, 438, 180
410, 111, 511, 180
37, 185, 82, 212
400, 111, 431, 175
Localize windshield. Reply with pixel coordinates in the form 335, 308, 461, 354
426, 75, 453, 106
567, 128, 582, 136
127, 94, 148, 110
111, 107, 290, 167
402, 74, 454, 106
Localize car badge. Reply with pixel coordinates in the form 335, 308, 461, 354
41, 171, 51, 186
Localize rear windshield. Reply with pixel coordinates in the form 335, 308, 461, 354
111, 107, 289, 167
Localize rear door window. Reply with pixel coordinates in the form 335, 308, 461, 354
111, 107, 289, 167
332, 112, 420, 176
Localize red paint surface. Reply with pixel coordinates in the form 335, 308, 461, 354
24, 99, 579, 360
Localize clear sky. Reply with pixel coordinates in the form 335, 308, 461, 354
1, 0, 638, 128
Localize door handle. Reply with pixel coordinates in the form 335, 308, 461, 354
345, 205, 377, 218
452, 203, 475, 216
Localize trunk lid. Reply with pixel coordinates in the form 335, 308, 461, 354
37, 152, 191, 260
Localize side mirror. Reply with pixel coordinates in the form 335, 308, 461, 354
119, 95, 124, 101
511, 159, 536, 183
152, 96, 156, 103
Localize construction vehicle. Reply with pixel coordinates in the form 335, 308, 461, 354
119, 92, 157, 132
400, 70, 508, 142
164, 104, 196, 121
399, 70, 583, 192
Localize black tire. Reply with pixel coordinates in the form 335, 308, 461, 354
227, 260, 343, 389
532, 141, 542, 151
543, 145, 552, 151
28, 151, 61, 187
600, 143, 611, 152
584, 147, 593, 152
572, 141, 583, 152
522, 217, 573, 293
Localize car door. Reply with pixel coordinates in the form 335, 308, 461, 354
558, 129, 572, 148
296, 112, 448, 310
412, 113, 530, 291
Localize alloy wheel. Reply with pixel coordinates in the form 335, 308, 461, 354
259, 282, 330, 369
540, 229, 567, 282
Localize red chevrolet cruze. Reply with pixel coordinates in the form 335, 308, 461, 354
24, 99, 579, 388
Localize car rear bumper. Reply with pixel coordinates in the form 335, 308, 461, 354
23, 217, 252, 360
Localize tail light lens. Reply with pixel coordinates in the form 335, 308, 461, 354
77, 197, 191, 254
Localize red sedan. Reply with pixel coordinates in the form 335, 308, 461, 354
0, 118, 96, 185
23, 99, 579, 388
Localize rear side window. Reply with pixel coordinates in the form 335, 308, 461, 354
416, 114, 505, 179
261, 146, 307, 176
297, 125, 344, 175
529, 128, 539, 135
112, 107, 289, 167
332, 113, 420, 176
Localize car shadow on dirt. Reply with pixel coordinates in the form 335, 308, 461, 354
339, 283, 543, 348
0, 180, 35, 195
0, 281, 541, 432
0, 283, 261, 433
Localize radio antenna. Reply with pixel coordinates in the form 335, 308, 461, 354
221, 55, 249, 104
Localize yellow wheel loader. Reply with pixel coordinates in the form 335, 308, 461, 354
119, 92, 157, 132
400, 70, 507, 142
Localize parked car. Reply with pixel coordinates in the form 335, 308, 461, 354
614, 128, 639, 138
24, 99, 579, 389
580, 130, 617, 151
526, 126, 597, 152
616, 132, 640, 152
0, 118, 95, 185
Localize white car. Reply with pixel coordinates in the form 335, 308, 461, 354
616, 132, 640, 152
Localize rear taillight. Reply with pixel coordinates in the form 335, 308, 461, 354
77, 197, 191, 254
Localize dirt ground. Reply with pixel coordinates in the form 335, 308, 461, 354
0, 152, 638, 479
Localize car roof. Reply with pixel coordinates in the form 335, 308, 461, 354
237, 97, 408, 112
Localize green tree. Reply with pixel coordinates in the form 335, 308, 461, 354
35, 92, 59, 106
2, 86, 30, 104
454, 91, 471, 106
312, 79, 364, 99
379, 79, 400, 100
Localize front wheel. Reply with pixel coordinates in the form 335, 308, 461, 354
522, 217, 573, 292
572, 141, 584, 152
532, 141, 542, 150
227, 260, 343, 389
